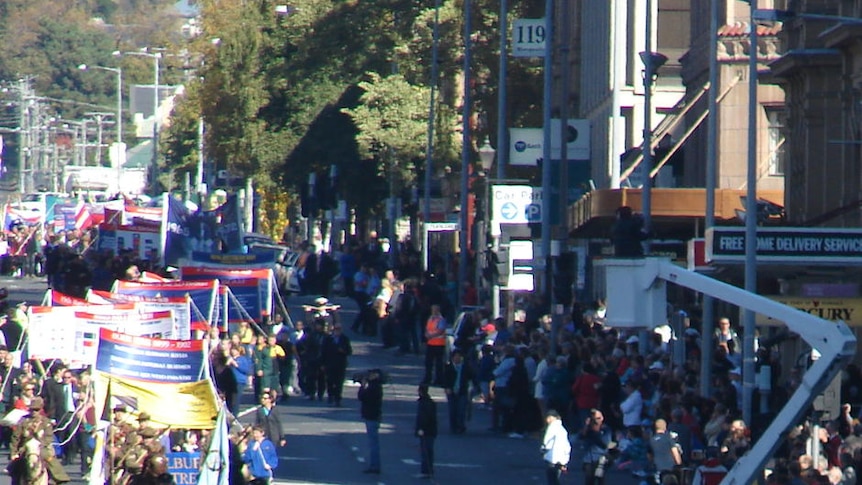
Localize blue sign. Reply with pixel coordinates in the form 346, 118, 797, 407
526, 203, 542, 222
500, 202, 519, 220
167, 452, 202, 485
95, 329, 206, 383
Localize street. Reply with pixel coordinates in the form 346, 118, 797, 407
0, 277, 642, 485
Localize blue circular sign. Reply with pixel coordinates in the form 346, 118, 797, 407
514, 140, 527, 153
500, 202, 519, 220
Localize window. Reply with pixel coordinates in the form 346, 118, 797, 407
765, 106, 787, 176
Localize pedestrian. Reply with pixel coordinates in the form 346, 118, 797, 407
253, 392, 286, 447
541, 410, 571, 485
650, 418, 683, 483
414, 383, 437, 479
358, 369, 383, 474
443, 349, 473, 434
423, 305, 447, 386
321, 323, 352, 406
242, 425, 278, 485
580, 408, 612, 485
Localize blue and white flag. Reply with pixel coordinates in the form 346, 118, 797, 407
197, 406, 230, 485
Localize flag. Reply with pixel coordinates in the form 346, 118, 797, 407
196, 407, 230, 485
213, 194, 244, 252
162, 194, 192, 267
4, 204, 42, 229
74, 202, 94, 230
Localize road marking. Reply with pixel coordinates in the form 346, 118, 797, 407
401, 458, 480, 468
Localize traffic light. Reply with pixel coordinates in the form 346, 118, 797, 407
553, 252, 575, 306
495, 246, 510, 287
300, 173, 317, 218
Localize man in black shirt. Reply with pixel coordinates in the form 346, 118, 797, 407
358, 369, 383, 474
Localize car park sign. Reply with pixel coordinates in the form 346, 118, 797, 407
492, 185, 542, 224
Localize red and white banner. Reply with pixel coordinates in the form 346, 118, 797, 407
28, 305, 174, 366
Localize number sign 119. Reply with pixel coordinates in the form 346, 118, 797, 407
512, 18, 546, 58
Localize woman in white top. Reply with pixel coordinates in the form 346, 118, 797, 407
619, 380, 644, 428
533, 350, 551, 416
541, 410, 571, 485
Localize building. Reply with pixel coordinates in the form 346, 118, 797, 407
767, 1, 862, 227
569, 0, 787, 299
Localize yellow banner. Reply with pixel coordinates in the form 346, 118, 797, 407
758, 297, 862, 326
94, 371, 219, 429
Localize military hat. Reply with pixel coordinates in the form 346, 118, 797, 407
137, 412, 151, 422
139, 427, 158, 438
28, 397, 44, 411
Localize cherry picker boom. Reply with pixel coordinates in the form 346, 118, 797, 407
600, 258, 856, 485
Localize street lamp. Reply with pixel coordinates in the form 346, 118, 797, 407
77, 64, 122, 147
78, 64, 123, 193
478, 138, 495, 173
476, 138, 498, 316
116, 49, 161, 186
638, 48, 668, 253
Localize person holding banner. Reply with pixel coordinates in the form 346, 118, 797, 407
242, 425, 278, 485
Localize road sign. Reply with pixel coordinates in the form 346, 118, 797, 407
491, 185, 542, 225
512, 18, 546, 58
525, 203, 542, 222
425, 222, 460, 232
500, 202, 519, 220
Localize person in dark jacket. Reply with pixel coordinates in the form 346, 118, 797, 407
358, 369, 383, 474
253, 392, 286, 447
443, 349, 474, 434
321, 324, 352, 406
414, 383, 437, 478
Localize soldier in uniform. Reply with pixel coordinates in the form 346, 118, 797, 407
122, 426, 168, 484
10, 397, 70, 484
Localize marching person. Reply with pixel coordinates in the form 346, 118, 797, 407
321, 323, 352, 407
10, 397, 71, 484
242, 425, 279, 485
254, 391, 286, 447
541, 410, 571, 485
414, 383, 437, 479
358, 369, 383, 475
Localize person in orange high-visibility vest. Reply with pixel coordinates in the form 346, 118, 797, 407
424, 305, 447, 386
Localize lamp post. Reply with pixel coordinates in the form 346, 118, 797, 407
458, 0, 473, 309
638, 46, 668, 254
742, 0, 760, 427
117, 50, 161, 187
477, 138, 497, 316
78, 64, 122, 192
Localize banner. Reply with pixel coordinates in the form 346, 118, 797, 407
28, 305, 174, 365
50, 290, 93, 307
93, 372, 218, 429
191, 251, 277, 266
114, 279, 218, 329
168, 452, 202, 485
180, 267, 273, 323
89, 290, 193, 338
54, 200, 94, 231
95, 328, 205, 382
97, 224, 161, 261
